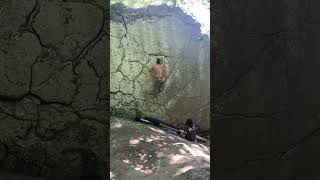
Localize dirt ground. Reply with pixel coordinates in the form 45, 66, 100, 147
110, 116, 210, 180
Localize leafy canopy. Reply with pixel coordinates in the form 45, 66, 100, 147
110, 0, 210, 36
110, 0, 209, 8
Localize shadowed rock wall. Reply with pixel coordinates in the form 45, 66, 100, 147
0, 0, 108, 179
214, 0, 320, 179
110, 4, 210, 131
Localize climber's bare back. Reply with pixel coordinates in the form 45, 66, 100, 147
151, 64, 163, 78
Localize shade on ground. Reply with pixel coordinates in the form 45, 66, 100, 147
110, 116, 210, 180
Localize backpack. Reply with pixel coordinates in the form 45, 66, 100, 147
185, 127, 196, 142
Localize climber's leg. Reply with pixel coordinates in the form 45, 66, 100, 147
153, 77, 161, 97
159, 79, 165, 92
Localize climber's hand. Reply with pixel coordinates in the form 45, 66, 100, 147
161, 56, 165, 64
145, 64, 152, 72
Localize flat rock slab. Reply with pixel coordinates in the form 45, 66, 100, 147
110, 116, 210, 180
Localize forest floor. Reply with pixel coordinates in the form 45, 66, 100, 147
110, 116, 210, 180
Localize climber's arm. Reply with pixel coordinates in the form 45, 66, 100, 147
161, 56, 166, 78
145, 64, 153, 73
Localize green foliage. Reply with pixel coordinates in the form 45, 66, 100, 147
110, 0, 210, 35
110, 0, 208, 8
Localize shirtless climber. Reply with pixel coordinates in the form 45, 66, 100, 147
149, 56, 165, 97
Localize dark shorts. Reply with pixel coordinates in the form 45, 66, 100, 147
153, 77, 163, 94
153, 77, 162, 84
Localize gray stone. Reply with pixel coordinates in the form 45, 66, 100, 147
110, 4, 210, 131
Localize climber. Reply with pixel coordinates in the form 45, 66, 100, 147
149, 56, 165, 97
179, 119, 208, 143
179, 119, 197, 142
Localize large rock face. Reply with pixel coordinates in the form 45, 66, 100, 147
0, 0, 108, 179
214, 0, 320, 179
110, 4, 210, 131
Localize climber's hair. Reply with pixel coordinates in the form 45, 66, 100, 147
185, 119, 193, 128
156, 58, 161, 64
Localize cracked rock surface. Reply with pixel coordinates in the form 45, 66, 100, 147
214, 0, 320, 179
110, 3, 210, 131
0, 0, 108, 179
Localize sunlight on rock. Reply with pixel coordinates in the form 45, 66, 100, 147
145, 135, 164, 143
156, 151, 165, 158
173, 143, 210, 162
111, 122, 123, 129
191, 144, 210, 153
149, 127, 166, 134
133, 164, 156, 174
122, 159, 130, 164
141, 168, 155, 174
168, 154, 189, 164
168, 136, 174, 140
134, 164, 144, 170
178, 148, 187, 155
173, 166, 194, 176
110, 171, 116, 180
190, 144, 201, 149
129, 139, 140, 145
